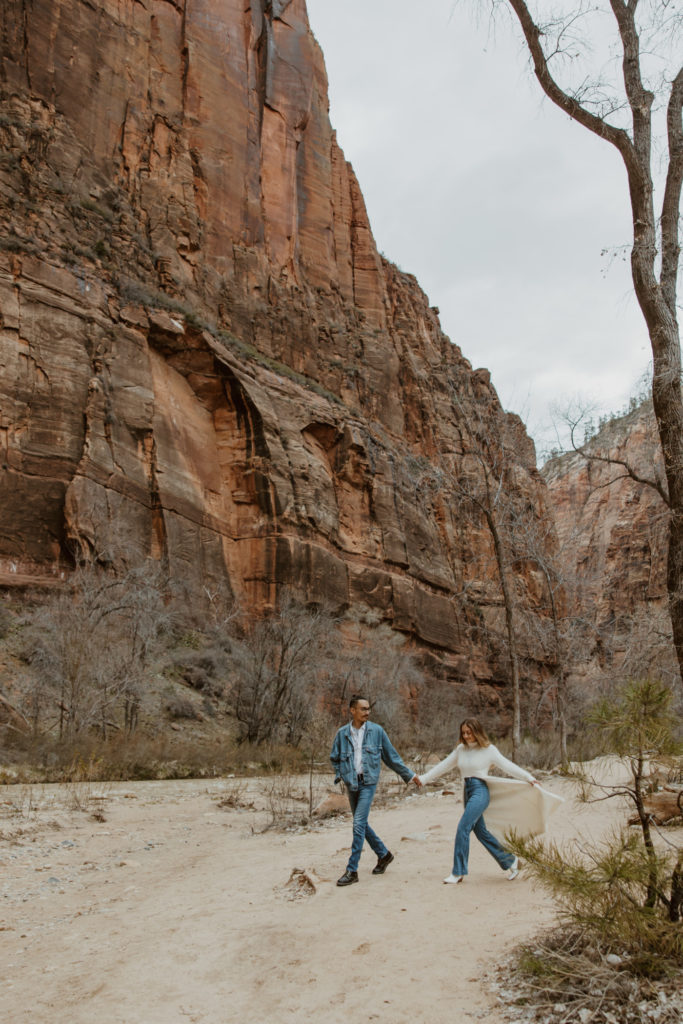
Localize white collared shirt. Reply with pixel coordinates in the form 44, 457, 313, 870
349, 722, 366, 775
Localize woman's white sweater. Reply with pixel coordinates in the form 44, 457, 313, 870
419, 743, 535, 785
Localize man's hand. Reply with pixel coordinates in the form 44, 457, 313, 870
412, 775, 423, 788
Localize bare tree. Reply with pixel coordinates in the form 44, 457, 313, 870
485, 0, 683, 676
24, 561, 171, 740
322, 624, 425, 744
560, 395, 669, 504
226, 595, 341, 746
509, 501, 601, 760
445, 389, 533, 756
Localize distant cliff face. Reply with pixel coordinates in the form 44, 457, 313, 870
542, 402, 675, 681
0, 0, 553, 694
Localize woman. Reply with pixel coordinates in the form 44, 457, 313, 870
419, 718, 537, 884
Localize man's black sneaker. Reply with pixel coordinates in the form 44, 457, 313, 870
372, 851, 394, 875
336, 869, 359, 886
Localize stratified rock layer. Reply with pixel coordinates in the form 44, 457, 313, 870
542, 402, 675, 682
0, 0, 552, 692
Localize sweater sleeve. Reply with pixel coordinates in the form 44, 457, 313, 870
419, 745, 461, 785
489, 745, 535, 783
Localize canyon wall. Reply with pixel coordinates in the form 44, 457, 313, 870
542, 402, 677, 685
0, 0, 554, 698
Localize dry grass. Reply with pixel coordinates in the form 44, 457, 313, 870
212, 776, 254, 811
494, 927, 683, 1024
1, 731, 312, 783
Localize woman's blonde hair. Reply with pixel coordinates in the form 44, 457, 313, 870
459, 718, 490, 747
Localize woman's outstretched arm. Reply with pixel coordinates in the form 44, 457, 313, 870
489, 745, 537, 784
419, 746, 461, 786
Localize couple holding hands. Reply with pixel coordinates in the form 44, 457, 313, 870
330, 694, 541, 888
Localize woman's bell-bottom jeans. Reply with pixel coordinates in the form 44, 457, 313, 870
347, 782, 388, 872
453, 777, 515, 876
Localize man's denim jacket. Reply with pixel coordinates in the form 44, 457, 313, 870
330, 720, 415, 791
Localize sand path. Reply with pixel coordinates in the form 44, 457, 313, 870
0, 773, 619, 1024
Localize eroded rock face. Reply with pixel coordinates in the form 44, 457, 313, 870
0, 0, 553, 692
542, 402, 675, 683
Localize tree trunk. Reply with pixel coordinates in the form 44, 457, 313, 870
503, 0, 683, 683
647, 319, 683, 681
486, 509, 522, 758
670, 851, 683, 923
633, 754, 659, 908
543, 567, 568, 762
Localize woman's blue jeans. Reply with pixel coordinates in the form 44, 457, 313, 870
347, 782, 388, 872
453, 777, 515, 876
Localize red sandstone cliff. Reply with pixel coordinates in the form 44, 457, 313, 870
0, 0, 554, 695
542, 402, 677, 684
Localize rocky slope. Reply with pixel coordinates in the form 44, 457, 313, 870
0, 0, 554, 694
542, 401, 676, 684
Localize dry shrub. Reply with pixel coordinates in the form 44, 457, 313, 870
168, 646, 229, 699
62, 759, 111, 814
19, 561, 172, 740
500, 728, 606, 772
498, 927, 683, 1024
213, 777, 254, 810
164, 696, 202, 721
510, 828, 683, 973
1, 731, 246, 782
226, 596, 341, 746
501, 679, 683, 1024
0, 782, 49, 818
260, 773, 311, 831
0, 602, 15, 640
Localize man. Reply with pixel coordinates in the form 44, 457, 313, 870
330, 694, 422, 886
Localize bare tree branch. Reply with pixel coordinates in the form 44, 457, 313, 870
507, 0, 637, 161
661, 65, 683, 314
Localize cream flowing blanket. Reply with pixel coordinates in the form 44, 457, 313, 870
482, 777, 564, 843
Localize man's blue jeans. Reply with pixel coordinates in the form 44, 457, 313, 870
347, 781, 388, 872
453, 777, 515, 876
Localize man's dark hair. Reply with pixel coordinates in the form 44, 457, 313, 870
349, 694, 369, 709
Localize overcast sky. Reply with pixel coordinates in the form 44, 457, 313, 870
305, 0, 658, 459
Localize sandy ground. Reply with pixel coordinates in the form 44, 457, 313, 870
0, 770, 630, 1024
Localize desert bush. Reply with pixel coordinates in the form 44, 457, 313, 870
496, 725, 607, 772
318, 622, 425, 743
226, 595, 341, 746
501, 926, 683, 1024
507, 679, 683, 980
169, 646, 229, 698
20, 560, 172, 740
409, 676, 473, 756
511, 828, 683, 972
260, 773, 311, 831
164, 696, 201, 721
61, 756, 112, 814
213, 776, 254, 811
0, 603, 14, 640
0, 729, 249, 782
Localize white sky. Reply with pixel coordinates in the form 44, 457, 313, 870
305, 0, 658, 459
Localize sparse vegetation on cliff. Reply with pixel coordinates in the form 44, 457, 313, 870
0, 567, 449, 782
